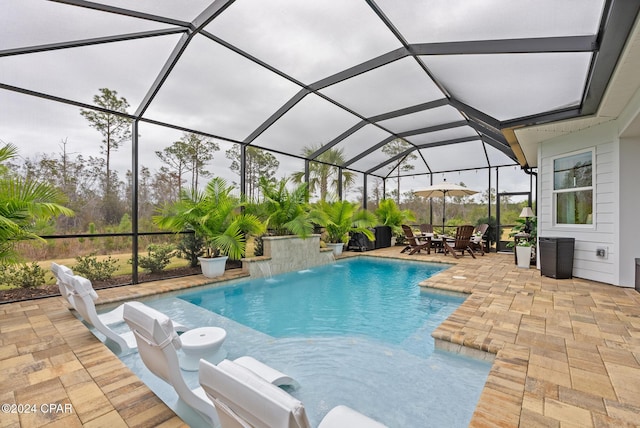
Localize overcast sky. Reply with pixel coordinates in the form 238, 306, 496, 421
1, 0, 602, 202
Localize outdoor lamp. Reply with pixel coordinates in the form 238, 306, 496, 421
519, 206, 534, 234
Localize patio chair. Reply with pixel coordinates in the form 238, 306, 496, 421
122, 303, 299, 426
51, 262, 126, 326
199, 358, 387, 428
470, 223, 489, 256
442, 225, 476, 259
400, 225, 431, 255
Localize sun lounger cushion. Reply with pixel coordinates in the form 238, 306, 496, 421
122, 302, 182, 349
69, 273, 99, 300
233, 356, 298, 388
200, 358, 311, 428
51, 262, 73, 280
317, 405, 387, 428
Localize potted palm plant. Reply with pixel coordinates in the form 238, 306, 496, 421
319, 200, 377, 255
257, 177, 324, 237
374, 198, 416, 246
154, 177, 265, 278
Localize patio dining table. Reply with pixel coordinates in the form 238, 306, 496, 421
418, 234, 454, 253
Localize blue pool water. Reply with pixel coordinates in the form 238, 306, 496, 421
180, 257, 452, 345
109, 257, 491, 427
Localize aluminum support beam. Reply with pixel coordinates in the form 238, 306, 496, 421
581, 0, 640, 115
412, 35, 597, 56
51, 0, 191, 27
0, 28, 188, 58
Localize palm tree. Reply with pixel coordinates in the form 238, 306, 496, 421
257, 177, 324, 237
153, 177, 264, 260
0, 143, 74, 262
374, 198, 416, 236
291, 145, 355, 201
318, 200, 377, 244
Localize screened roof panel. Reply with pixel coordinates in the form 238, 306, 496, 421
367, 156, 430, 179
485, 143, 519, 167
331, 125, 394, 162
387, 153, 431, 176
96, 0, 213, 22
0, 0, 177, 50
319, 57, 444, 117
0, 89, 93, 148
251, 93, 361, 155
419, 140, 488, 172
142, 35, 301, 141
0, 34, 182, 112
405, 126, 478, 147
376, 0, 605, 44
348, 147, 395, 175
1, 0, 636, 181
347, 139, 419, 174
205, 0, 402, 84
424, 52, 592, 121
376, 104, 465, 134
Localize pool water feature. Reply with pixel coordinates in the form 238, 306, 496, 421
111, 257, 491, 427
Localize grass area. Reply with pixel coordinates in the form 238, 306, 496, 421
2, 238, 257, 290
0, 253, 191, 290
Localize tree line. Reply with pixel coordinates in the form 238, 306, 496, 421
5, 88, 523, 242
6, 88, 361, 237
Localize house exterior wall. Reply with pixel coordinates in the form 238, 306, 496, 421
537, 82, 640, 287
619, 136, 640, 286
538, 122, 619, 284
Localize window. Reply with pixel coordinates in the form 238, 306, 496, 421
553, 150, 594, 225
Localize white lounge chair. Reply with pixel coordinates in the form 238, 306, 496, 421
59, 270, 186, 354
199, 358, 387, 428
122, 302, 299, 426
50, 262, 125, 326
51, 262, 77, 306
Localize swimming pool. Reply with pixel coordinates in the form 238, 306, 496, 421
113, 257, 491, 427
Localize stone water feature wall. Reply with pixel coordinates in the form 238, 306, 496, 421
242, 235, 335, 278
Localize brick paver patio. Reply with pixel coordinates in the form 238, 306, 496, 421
1, 250, 639, 427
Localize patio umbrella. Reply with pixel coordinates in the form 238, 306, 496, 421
414, 181, 478, 234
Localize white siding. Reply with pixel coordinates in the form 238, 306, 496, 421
619, 136, 640, 286
538, 123, 618, 284
534, 81, 640, 287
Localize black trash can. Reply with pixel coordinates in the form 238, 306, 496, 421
539, 237, 575, 279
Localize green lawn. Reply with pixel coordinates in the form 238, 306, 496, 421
2, 237, 257, 290
1, 253, 191, 290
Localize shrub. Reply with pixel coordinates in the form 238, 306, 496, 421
73, 254, 118, 281
177, 232, 204, 268
137, 244, 175, 273
0, 262, 46, 288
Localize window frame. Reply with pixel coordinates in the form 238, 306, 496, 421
551, 148, 595, 228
